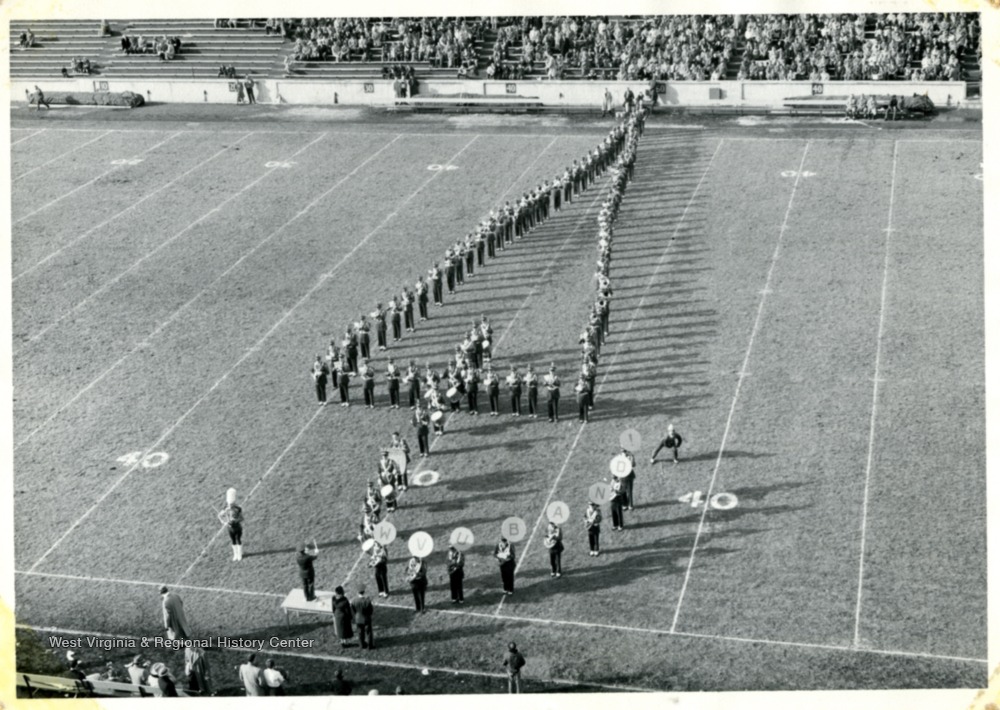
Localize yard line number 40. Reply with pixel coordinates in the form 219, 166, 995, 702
678, 490, 738, 510
116, 451, 170, 469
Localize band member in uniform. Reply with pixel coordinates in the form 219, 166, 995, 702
447, 366, 463, 412
386, 358, 401, 409
364, 481, 382, 519
416, 276, 430, 321
345, 328, 359, 375
358, 504, 378, 541
361, 359, 376, 408
219, 487, 244, 561
431, 263, 444, 306
575, 375, 590, 422
465, 235, 476, 277
506, 366, 522, 416
428, 388, 446, 436
374, 304, 388, 351
466, 366, 480, 415
544, 522, 564, 577
585, 502, 602, 555
494, 537, 516, 595
476, 228, 486, 266
377, 451, 401, 512
297, 539, 320, 602
398, 288, 412, 332
582, 360, 597, 409
484, 366, 500, 416
619, 448, 637, 510
390, 297, 403, 342
413, 404, 431, 457
650, 424, 683, 464
445, 250, 457, 294
358, 316, 372, 360
369, 542, 390, 598
326, 339, 340, 389
311, 355, 329, 406
455, 243, 465, 285
610, 477, 626, 530
447, 546, 465, 603
405, 360, 421, 408
523, 365, 538, 418
337, 356, 351, 406
407, 555, 428, 612
389, 431, 411, 489
545, 365, 560, 422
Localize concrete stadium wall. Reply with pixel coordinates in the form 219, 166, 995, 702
13, 77, 967, 108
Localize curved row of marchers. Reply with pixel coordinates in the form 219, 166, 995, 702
341, 107, 649, 598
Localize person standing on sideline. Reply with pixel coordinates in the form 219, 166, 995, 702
243, 74, 256, 103
126, 655, 151, 686
184, 645, 211, 696
220, 487, 244, 561
235, 79, 245, 104
585, 502, 602, 555
150, 663, 179, 697
160, 586, 191, 640
447, 545, 465, 603
494, 536, 516, 595
32, 85, 51, 110
407, 555, 428, 612
311, 355, 329, 406
351, 585, 376, 650
262, 660, 288, 695
602, 87, 613, 116
650, 423, 683, 464
238, 654, 264, 696
297, 539, 319, 601
544, 522, 563, 577
502, 642, 526, 694
332, 586, 354, 647
369, 541, 389, 597
330, 668, 352, 695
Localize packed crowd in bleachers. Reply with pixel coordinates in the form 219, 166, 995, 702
735, 13, 979, 81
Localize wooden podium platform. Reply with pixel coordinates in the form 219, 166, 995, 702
280, 588, 335, 627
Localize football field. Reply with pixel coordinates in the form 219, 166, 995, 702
9, 113, 986, 693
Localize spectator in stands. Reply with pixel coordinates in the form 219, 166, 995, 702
262, 660, 289, 695
99, 20, 111, 36
330, 668, 352, 695
126, 655, 151, 686
238, 654, 265, 696
98, 662, 127, 683
150, 663, 179, 697
184, 646, 211, 696
67, 651, 86, 680
20, 28, 35, 49
284, 54, 294, 75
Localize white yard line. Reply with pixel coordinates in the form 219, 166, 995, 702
13, 130, 113, 181
496, 138, 725, 617
16, 571, 985, 666
14, 134, 401, 452
11, 128, 46, 145
24, 137, 478, 575
14, 132, 256, 282
14, 623, 656, 692
12, 131, 183, 224
17, 132, 327, 349
853, 140, 898, 648
669, 141, 811, 634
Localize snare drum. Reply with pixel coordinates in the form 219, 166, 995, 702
430, 410, 444, 423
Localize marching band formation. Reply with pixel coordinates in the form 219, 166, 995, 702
214, 105, 654, 612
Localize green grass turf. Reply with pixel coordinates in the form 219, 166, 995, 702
11, 120, 985, 692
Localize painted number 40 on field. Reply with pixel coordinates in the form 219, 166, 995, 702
678, 490, 738, 510
117, 451, 170, 469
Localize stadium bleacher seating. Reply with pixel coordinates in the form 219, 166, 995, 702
8, 15, 982, 97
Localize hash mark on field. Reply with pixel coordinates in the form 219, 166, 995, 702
16, 572, 986, 666
496, 139, 725, 617
670, 141, 812, 634
13, 132, 256, 282
853, 140, 898, 648
16, 133, 327, 349
12, 132, 183, 225
14, 130, 112, 181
